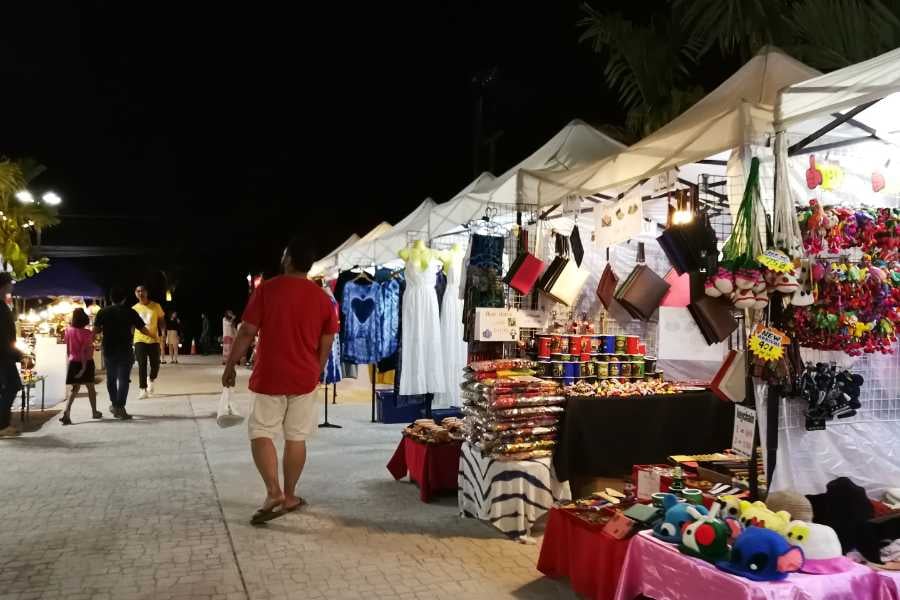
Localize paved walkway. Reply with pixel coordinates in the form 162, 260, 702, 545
0, 357, 573, 600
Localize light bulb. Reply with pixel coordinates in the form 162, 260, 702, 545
15, 190, 34, 204
41, 191, 61, 206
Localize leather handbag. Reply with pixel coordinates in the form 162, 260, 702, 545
504, 252, 545, 295
687, 296, 738, 345
545, 259, 589, 306
656, 203, 719, 275
596, 261, 619, 309
615, 243, 670, 321
569, 225, 585, 267
710, 349, 746, 402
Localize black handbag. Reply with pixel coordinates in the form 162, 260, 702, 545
656, 194, 719, 275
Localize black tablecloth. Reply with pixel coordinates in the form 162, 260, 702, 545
553, 391, 735, 481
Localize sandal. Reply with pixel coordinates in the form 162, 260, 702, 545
92, 411, 103, 419
60, 414, 72, 426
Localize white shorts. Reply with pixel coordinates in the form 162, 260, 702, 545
248, 391, 318, 442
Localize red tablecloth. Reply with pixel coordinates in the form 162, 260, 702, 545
538, 508, 632, 600
386, 436, 461, 502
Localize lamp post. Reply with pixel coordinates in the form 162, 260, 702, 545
16, 189, 62, 246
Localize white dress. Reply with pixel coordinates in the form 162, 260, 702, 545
434, 253, 466, 408
399, 259, 445, 396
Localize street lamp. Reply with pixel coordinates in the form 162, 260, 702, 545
41, 191, 61, 206
15, 191, 34, 204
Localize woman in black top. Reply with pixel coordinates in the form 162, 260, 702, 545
0, 273, 28, 437
164, 311, 182, 364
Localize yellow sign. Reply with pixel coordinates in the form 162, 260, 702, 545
748, 325, 790, 362
757, 249, 794, 273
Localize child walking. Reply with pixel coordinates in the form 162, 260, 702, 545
61, 308, 101, 425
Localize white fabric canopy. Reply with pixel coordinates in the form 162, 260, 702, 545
522, 47, 819, 205
427, 172, 497, 239
776, 46, 900, 133
326, 221, 391, 272
309, 233, 360, 278
337, 199, 437, 269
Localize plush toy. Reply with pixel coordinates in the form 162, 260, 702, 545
653, 493, 709, 544
786, 521, 855, 574
753, 291, 770, 310
716, 495, 742, 521
733, 288, 757, 309
712, 267, 735, 294
735, 268, 759, 290
680, 504, 741, 563
705, 280, 723, 298
717, 527, 805, 581
738, 500, 792, 535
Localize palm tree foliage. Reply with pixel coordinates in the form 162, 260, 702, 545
0, 159, 58, 279
581, 0, 900, 140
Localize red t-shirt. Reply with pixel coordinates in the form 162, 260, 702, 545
241, 276, 339, 395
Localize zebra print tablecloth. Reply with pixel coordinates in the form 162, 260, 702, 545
458, 441, 571, 540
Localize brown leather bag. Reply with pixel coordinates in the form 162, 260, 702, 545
615, 243, 670, 321
687, 296, 739, 345
596, 263, 618, 309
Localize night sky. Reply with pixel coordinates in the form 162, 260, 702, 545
0, 1, 673, 332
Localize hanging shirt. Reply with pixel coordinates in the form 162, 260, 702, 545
340, 280, 384, 365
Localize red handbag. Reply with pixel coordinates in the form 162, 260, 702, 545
504, 229, 545, 295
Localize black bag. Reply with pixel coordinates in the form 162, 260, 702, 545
657, 210, 718, 275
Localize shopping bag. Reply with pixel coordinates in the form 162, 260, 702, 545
216, 388, 244, 428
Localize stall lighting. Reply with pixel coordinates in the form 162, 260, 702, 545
25, 311, 40, 323
15, 190, 34, 204
15, 340, 29, 354
41, 191, 61, 206
672, 210, 694, 225
39, 310, 50, 320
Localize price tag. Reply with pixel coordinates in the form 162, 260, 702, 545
732, 405, 757, 458
757, 249, 794, 273
748, 324, 790, 362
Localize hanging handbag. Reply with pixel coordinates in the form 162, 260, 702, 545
710, 350, 746, 402
540, 233, 588, 306
504, 230, 545, 295
615, 243, 671, 321
656, 190, 719, 274
687, 296, 738, 345
569, 224, 585, 267
596, 249, 619, 310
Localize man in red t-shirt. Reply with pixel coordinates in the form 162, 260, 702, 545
223, 237, 338, 524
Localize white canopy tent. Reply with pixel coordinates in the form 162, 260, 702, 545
309, 233, 360, 278
335, 199, 437, 270
764, 46, 900, 497
323, 222, 392, 276
520, 47, 820, 205
426, 120, 625, 242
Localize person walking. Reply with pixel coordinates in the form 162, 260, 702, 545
165, 311, 182, 364
0, 273, 29, 437
133, 285, 166, 398
222, 237, 338, 525
222, 309, 236, 365
94, 286, 150, 420
60, 308, 100, 425
199, 313, 211, 355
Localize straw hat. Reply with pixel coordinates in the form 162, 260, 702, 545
766, 490, 814, 522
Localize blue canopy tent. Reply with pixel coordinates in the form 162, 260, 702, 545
13, 261, 104, 299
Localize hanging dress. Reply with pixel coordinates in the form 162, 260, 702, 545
398, 259, 445, 396
321, 291, 342, 385
434, 251, 466, 409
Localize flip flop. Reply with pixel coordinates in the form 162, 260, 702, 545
282, 497, 307, 513
250, 506, 286, 526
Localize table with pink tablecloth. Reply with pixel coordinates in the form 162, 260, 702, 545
615, 530, 897, 600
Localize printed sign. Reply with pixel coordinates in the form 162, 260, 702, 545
757, 249, 794, 273
732, 405, 757, 458
473, 307, 519, 342
594, 191, 643, 248
748, 324, 790, 362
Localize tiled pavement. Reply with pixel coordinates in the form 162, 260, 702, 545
0, 359, 575, 599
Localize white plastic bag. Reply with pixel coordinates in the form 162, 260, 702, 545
216, 388, 244, 428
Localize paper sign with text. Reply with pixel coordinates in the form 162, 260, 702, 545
732, 405, 757, 458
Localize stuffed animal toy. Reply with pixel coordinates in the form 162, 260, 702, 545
738, 500, 792, 535
786, 521, 855, 574
653, 493, 709, 544
717, 527, 805, 581
680, 504, 741, 563
715, 495, 742, 521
